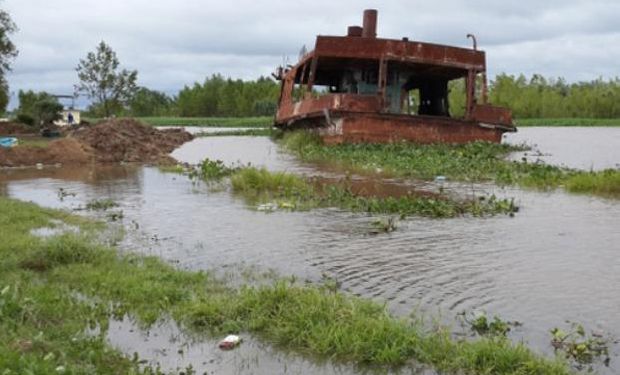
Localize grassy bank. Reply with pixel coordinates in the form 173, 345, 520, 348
515, 118, 620, 126
195, 128, 275, 137
0, 196, 571, 373
279, 131, 620, 198
84, 116, 273, 128
194, 160, 518, 218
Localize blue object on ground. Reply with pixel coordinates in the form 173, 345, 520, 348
0, 137, 18, 148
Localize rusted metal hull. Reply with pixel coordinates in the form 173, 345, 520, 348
273, 9, 516, 145
276, 112, 508, 144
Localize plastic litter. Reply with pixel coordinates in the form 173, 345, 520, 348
218, 334, 241, 350
257, 203, 278, 212
434, 175, 446, 183
0, 137, 18, 148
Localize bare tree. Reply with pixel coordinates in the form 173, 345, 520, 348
75, 41, 138, 117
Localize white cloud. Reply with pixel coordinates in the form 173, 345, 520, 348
4, 0, 620, 109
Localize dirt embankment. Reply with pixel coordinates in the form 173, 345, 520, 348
0, 119, 193, 167
0, 122, 37, 135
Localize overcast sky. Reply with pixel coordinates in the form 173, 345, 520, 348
4, 0, 620, 109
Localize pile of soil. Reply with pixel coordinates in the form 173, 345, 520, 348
0, 118, 193, 167
0, 122, 36, 135
70, 118, 193, 164
0, 138, 93, 167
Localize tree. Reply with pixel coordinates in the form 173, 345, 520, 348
0, 4, 18, 113
129, 87, 173, 116
75, 41, 138, 117
16, 90, 62, 127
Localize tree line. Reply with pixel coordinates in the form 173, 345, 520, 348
122, 73, 620, 119
447, 74, 620, 119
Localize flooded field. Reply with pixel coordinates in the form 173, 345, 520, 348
1, 127, 619, 374
504, 127, 620, 170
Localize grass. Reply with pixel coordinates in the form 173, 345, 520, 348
195, 128, 275, 137
85, 198, 118, 211
84, 116, 273, 128
0, 196, 573, 374
194, 161, 519, 218
13, 137, 52, 148
565, 170, 620, 196
278, 131, 620, 198
515, 118, 620, 127
157, 164, 187, 174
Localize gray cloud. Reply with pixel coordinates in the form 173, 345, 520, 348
4, 0, 619, 109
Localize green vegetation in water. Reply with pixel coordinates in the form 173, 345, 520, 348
279, 131, 620, 198
564, 170, 620, 196
0, 197, 573, 374
459, 311, 521, 337
550, 322, 611, 368
515, 118, 620, 127
195, 160, 518, 218
157, 163, 187, 174
85, 198, 118, 211
370, 216, 398, 234
57, 187, 76, 201
190, 158, 240, 180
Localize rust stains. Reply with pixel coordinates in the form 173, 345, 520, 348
273, 9, 516, 144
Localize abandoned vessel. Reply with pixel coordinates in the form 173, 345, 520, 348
273, 9, 516, 144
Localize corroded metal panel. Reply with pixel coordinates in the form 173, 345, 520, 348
273, 9, 516, 144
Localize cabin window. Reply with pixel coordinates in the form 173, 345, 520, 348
384, 61, 469, 118
308, 58, 380, 97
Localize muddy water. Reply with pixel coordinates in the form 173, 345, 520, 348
1, 128, 619, 373
504, 127, 620, 170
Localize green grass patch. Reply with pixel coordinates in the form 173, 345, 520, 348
137, 116, 273, 127
565, 170, 620, 196
195, 128, 276, 137
278, 131, 620, 198
157, 164, 187, 174
205, 162, 518, 218
85, 198, 118, 211
0, 196, 572, 373
15, 138, 52, 148
515, 118, 620, 127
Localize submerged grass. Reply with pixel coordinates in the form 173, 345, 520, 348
516, 118, 620, 127
0, 196, 572, 374
223, 164, 517, 218
279, 131, 620, 198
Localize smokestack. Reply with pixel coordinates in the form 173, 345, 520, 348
362, 9, 378, 38
347, 26, 363, 37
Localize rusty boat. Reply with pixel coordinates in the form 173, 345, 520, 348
273, 9, 516, 144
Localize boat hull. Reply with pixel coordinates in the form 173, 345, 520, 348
276, 111, 512, 145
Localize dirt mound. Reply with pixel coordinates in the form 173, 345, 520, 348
0, 122, 36, 135
0, 138, 93, 167
0, 118, 193, 167
70, 118, 193, 164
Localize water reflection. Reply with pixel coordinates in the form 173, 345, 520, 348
104, 315, 432, 375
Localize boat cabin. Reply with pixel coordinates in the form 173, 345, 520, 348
274, 9, 515, 144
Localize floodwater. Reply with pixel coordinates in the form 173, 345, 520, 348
504, 127, 620, 170
1, 127, 619, 374
157, 126, 257, 135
